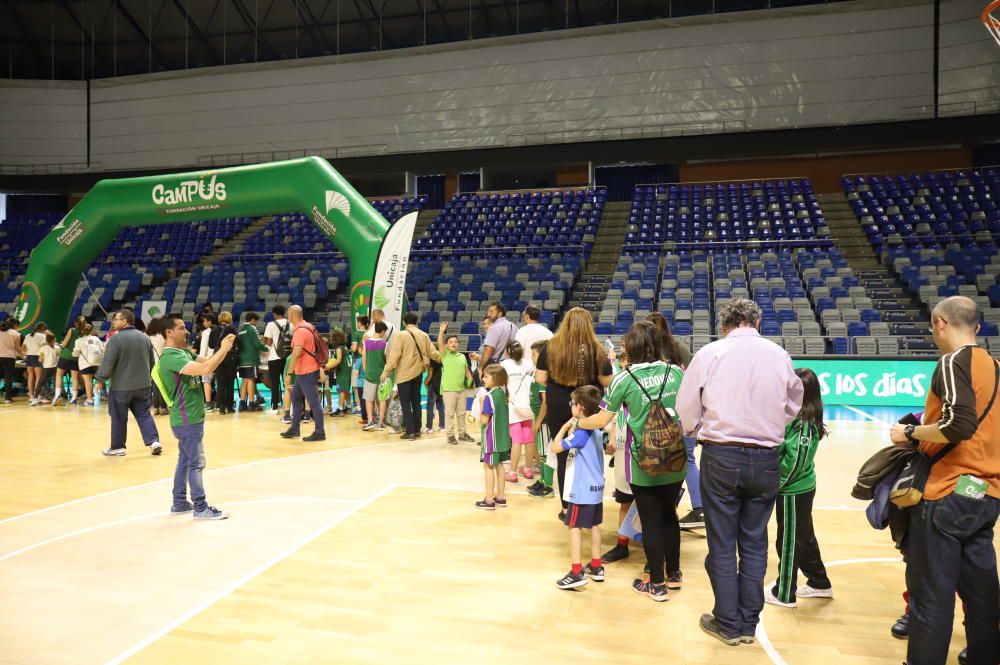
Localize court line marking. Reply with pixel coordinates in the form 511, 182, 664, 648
0, 497, 361, 562
756, 556, 903, 665
102, 484, 397, 665
842, 405, 893, 426
0, 438, 408, 525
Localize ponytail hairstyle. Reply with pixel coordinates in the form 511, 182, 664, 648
794, 367, 827, 440
506, 340, 524, 363
483, 363, 509, 398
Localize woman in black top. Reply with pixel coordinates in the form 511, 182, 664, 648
211, 312, 240, 414
534, 307, 613, 515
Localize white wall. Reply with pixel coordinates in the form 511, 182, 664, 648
0, 80, 86, 166
1, 0, 996, 172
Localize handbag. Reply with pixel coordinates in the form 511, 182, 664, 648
890, 358, 999, 508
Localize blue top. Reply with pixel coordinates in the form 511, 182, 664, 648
560, 428, 605, 505
354, 355, 364, 387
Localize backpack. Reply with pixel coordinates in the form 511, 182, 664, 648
275, 321, 293, 359
300, 324, 331, 366
625, 365, 686, 476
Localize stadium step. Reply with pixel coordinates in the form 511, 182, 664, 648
414, 209, 439, 239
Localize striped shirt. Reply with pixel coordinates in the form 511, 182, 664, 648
919, 344, 1000, 500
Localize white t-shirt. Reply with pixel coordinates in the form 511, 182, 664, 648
199, 328, 214, 359
23, 331, 46, 356
39, 344, 60, 368
149, 333, 165, 360
0, 329, 20, 359
501, 357, 535, 423
264, 318, 290, 362
514, 323, 553, 362
74, 335, 105, 370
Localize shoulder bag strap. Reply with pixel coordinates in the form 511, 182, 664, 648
929, 356, 1000, 465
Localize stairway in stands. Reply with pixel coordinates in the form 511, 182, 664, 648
818, 192, 931, 350
563, 201, 630, 315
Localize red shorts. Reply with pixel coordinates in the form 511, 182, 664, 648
508, 420, 533, 445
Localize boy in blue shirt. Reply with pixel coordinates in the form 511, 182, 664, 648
552, 385, 606, 590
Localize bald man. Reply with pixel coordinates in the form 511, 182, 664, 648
890, 296, 1000, 665
281, 305, 325, 442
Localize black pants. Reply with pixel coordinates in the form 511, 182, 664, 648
771, 489, 830, 603
0, 357, 16, 400
356, 387, 367, 420
268, 359, 285, 409
906, 493, 1000, 665
397, 376, 423, 435
631, 481, 684, 584
34, 367, 55, 399
215, 358, 237, 411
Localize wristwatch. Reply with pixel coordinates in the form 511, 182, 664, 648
903, 424, 917, 442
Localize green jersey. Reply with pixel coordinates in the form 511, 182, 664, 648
530, 381, 544, 417
440, 349, 468, 393
601, 361, 686, 487
778, 419, 822, 495
61, 328, 80, 359
157, 347, 205, 427
364, 337, 388, 383
238, 323, 267, 367
481, 386, 512, 455
334, 345, 352, 387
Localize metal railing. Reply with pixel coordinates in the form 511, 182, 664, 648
619, 238, 834, 252
410, 243, 588, 259
196, 144, 390, 168
898, 98, 1000, 120
505, 119, 749, 148
635, 176, 810, 188
842, 162, 1000, 180
0, 162, 102, 175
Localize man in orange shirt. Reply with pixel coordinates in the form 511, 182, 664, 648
280, 305, 325, 442
890, 296, 999, 665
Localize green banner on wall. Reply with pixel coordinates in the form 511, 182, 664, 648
792, 358, 937, 407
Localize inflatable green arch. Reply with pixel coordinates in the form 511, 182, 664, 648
14, 157, 389, 334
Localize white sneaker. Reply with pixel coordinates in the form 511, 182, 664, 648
102, 447, 126, 457
796, 584, 833, 599
29, 398, 39, 406
436, 427, 447, 433
424, 427, 433, 434
269, 408, 282, 415
764, 583, 797, 608
150, 441, 163, 456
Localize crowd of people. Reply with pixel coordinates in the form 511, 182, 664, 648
1, 291, 996, 665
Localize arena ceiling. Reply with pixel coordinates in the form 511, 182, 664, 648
2, 0, 846, 80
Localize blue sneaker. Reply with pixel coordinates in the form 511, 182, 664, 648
193, 506, 229, 520
170, 502, 194, 514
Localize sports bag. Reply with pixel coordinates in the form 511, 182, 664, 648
625, 365, 685, 476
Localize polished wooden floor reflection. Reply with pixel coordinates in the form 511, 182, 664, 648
0, 401, 988, 665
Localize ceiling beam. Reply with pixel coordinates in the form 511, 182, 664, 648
292, 0, 335, 54
114, 0, 169, 71
170, 0, 222, 63
230, 0, 280, 59
4, 1, 47, 69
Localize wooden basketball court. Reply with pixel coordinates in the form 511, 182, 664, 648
0, 402, 986, 665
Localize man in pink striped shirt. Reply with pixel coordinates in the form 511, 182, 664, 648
676, 298, 803, 647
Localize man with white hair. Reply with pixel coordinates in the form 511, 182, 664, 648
280, 305, 325, 442
677, 298, 803, 646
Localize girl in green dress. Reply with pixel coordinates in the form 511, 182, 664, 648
477, 364, 512, 511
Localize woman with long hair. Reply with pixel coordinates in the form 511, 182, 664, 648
21, 322, 48, 399
646, 311, 702, 529
575, 320, 687, 601
534, 307, 613, 518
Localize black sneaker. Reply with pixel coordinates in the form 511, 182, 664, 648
585, 563, 605, 582
958, 647, 967, 665
526, 480, 542, 492
601, 544, 630, 563
556, 569, 588, 590
679, 508, 706, 529
280, 430, 301, 439
699, 613, 740, 646
475, 500, 496, 511
557, 510, 566, 522
632, 578, 669, 602
891, 612, 909, 639
667, 571, 683, 590
459, 433, 475, 443
302, 433, 326, 442
447, 435, 458, 445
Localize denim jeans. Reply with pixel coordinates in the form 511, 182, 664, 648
906, 493, 1000, 665
426, 384, 445, 429
171, 421, 207, 512
290, 371, 324, 435
684, 437, 702, 509
108, 388, 160, 450
700, 444, 780, 639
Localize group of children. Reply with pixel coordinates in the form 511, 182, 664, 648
470, 332, 831, 603
20, 317, 106, 407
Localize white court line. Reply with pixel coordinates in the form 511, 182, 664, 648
0, 496, 360, 562
842, 405, 892, 426
756, 556, 903, 665
0, 438, 408, 525
103, 484, 396, 665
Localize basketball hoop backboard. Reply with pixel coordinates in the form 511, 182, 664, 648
984, 0, 1000, 47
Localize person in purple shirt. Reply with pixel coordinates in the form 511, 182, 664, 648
676, 298, 804, 647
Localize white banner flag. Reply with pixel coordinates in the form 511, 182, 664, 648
370, 211, 418, 331
140, 300, 168, 325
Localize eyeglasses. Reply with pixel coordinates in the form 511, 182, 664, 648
928, 317, 948, 334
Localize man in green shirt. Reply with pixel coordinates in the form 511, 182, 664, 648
238, 312, 268, 411
157, 313, 236, 520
